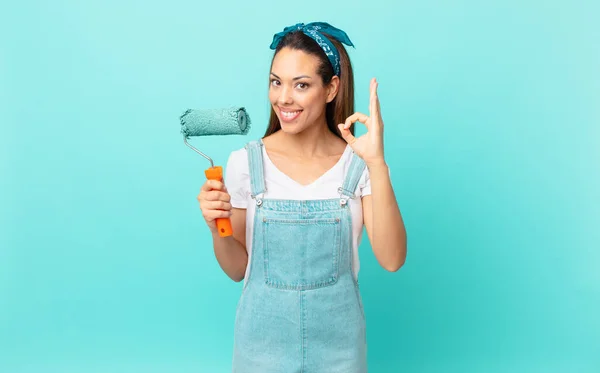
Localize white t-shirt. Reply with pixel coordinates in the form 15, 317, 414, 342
224, 144, 372, 283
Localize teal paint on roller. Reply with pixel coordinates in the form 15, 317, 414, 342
179, 106, 251, 168
180, 107, 251, 137
179, 106, 252, 237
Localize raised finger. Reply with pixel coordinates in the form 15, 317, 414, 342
369, 78, 380, 118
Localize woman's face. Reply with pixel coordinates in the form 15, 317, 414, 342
268, 47, 338, 134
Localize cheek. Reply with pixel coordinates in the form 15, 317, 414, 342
302, 93, 324, 113
268, 88, 277, 104
296, 94, 309, 107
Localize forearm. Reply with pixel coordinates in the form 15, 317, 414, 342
213, 233, 248, 282
368, 162, 407, 271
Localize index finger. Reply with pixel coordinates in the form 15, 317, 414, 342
369, 78, 380, 117
344, 112, 370, 129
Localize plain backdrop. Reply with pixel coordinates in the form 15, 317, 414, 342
1, 0, 599, 372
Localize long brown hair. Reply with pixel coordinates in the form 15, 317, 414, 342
264, 31, 355, 139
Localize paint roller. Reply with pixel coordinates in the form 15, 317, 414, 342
180, 107, 251, 237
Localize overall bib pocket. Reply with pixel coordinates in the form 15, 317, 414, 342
263, 217, 341, 290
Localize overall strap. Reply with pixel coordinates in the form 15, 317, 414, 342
338, 151, 367, 205
244, 140, 266, 202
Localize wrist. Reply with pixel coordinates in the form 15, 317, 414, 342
366, 159, 388, 171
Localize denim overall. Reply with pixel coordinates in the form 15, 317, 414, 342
231, 140, 368, 373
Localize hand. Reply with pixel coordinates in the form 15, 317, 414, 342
338, 78, 386, 168
197, 180, 233, 234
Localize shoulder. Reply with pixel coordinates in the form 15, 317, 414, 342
225, 143, 255, 179
225, 137, 269, 173
227, 146, 249, 165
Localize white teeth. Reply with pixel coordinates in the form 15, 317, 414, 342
282, 111, 300, 117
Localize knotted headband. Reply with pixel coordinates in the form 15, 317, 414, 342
269, 22, 355, 77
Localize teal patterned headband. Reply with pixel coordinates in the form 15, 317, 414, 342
269, 22, 355, 76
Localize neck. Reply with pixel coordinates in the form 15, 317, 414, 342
277, 117, 339, 157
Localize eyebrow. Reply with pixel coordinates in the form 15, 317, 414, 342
270, 73, 312, 80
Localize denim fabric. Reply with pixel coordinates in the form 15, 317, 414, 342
232, 140, 367, 373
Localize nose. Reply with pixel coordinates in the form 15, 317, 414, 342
277, 85, 293, 106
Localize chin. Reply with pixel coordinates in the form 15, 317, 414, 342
278, 122, 304, 134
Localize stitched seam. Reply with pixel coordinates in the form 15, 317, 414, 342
263, 218, 341, 290
247, 142, 266, 197
301, 291, 306, 373
341, 155, 366, 198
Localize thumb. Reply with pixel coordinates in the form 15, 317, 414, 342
338, 123, 356, 145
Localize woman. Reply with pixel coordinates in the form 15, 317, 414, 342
197, 22, 407, 372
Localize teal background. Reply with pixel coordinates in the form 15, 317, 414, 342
2, 0, 599, 372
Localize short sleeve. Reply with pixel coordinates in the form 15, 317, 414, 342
224, 149, 250, 209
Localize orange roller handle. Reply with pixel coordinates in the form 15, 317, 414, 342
205, 166, 233, 237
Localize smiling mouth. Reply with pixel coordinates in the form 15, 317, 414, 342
279, 108, 303, 122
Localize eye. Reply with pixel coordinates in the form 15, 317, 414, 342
270, 79, 280, 87
296, 82, 309, 90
